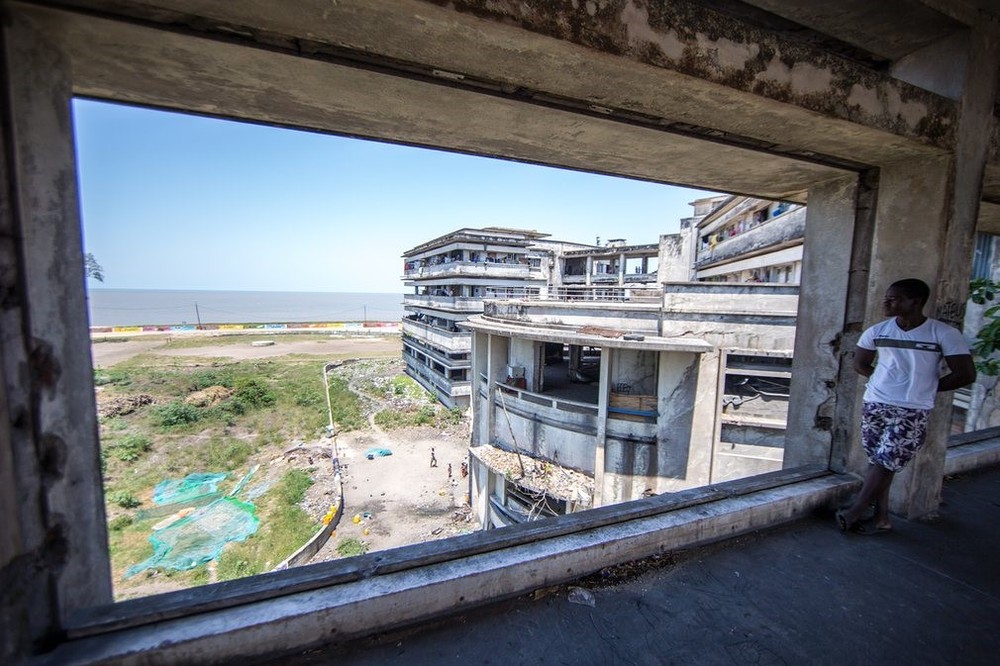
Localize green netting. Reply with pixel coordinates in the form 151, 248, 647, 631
152, 472, 228, 505
125, 497, 259, 578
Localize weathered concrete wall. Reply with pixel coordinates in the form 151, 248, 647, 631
611, 348, 657, 394
658, 233, 690, 282
785, 175, 859, 468
1, 8, 112, 653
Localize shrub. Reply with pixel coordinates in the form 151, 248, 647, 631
327, 376, 366, 431
108, 515, 133, 531
277, 469, 314, 506
152, 401, 200, 427
108, 491, 140, 509
373, 409, 406, 429
293, 389, 322, 407
413, 405, 436, 426
233, 377, 276, 409
335, 537, 368, 558
109, 434, 152, 462
94, 368, 132, 386
190, 368, 234, 391
445, 407, 465, 425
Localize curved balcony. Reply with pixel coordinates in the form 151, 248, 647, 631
403, 294, 485, 312
403, 261, 539, 280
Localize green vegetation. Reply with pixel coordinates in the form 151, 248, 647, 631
327, 375, 366, 431
108, 490, 141, 509
94, 367, 133, 387
373, 404, 465, 430
969, 278, 1000, 375
335, 537, 368, 558
107, 434, 152, 462
151, 400, 200, 427
215, 469, 317, 581
108, 515, 134, 531
94, 334, 454, 598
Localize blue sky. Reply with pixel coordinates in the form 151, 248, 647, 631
72, 99, 718, 294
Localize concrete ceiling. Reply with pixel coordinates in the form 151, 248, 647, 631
20, 0, 1000, 218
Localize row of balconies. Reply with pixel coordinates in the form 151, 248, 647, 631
695, 206, 806, 269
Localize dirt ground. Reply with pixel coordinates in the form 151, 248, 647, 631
93, 332, 478, 573
91, 333, 401, 366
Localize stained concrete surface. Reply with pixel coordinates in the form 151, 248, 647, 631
268, 464, 1000, 665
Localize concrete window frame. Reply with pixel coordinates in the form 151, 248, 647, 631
9, 2, 996, 662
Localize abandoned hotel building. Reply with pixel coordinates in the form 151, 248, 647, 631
451, 195, 810, 526
4, 1, 1000, 664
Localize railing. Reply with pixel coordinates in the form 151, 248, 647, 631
404, 359, 471, 397
401, 319, 471, 349
403, 294, 485, 311
403, 261, 540, 280
402, 334, 471, 369
509, 286, 662, 303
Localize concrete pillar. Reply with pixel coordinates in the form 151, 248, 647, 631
486, 334, 508, 446
593, 348, 611, 507
585, 256, 593, 286
863, 156, 954, 519
785, 174, 859, 468
1, 7, 112, 652
654, 351, 715, 492
896, 24, 1000, 519
618, 252, 626, 286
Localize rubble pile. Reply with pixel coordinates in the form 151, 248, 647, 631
97, 393, 155, 418
471, 444, 594, 502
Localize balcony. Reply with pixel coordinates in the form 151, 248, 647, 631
695, 206, 806, 269
401, 319, 471, 352
403, 356, 470, 397
403, 294, 485, 312
403, 260, 540, 280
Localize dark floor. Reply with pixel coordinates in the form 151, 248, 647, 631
274, 464, 1000, 665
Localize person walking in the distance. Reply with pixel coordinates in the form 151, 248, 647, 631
837, 278, 976, 534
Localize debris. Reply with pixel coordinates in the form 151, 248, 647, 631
577, 325, 624, 338
184, 386, 232, 407
97, 393, 154, 418
567, 586, 596, 608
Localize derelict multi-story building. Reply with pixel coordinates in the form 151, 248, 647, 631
692, 196, 806, 283
401, 227, 568, 408
463, 196, 802, 528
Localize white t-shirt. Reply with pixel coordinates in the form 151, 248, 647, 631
857, 317, 971, 410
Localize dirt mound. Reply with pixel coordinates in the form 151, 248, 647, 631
185, 386, 233, 407
97, 394, 154, 418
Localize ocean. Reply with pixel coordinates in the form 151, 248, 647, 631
87, 289, 404, 327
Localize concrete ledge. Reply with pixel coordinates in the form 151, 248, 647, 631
38, 472, 854, 665
944, 436, 1000, 475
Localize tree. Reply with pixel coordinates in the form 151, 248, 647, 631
85, 253, 104, 282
